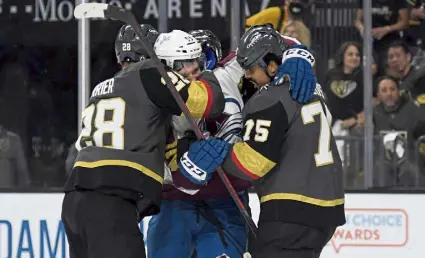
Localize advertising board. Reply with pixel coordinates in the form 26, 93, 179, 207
320, 194, 414, 258
0, 193, 422, 258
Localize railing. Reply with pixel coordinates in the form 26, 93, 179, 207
415, 135, 425, 187
334, 134, 425, 190
0, 134, 423, 193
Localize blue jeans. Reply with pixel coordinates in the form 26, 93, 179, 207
147, 193, 248, 258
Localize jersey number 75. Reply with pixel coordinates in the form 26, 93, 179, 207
301, 101, 333, 167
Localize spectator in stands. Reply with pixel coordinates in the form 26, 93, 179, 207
404, 0, 425, 69
406, 0, 425, 49
245, 0, 308, 34
324, 42, 366, 131
323, 42, 372, 182
0, 57, 30, 150
282, 20, 311, 48
386, 41, 425, 106
355, 0, 408, 75
374, 76, 425, 186
29, 122, 67, 188
323, 42, 375, 181
0, 125, 30, 188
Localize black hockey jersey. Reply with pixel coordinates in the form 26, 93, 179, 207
222, 83, 346, 227
64, 59, 224, 214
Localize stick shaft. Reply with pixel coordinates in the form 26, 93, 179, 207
104, 4, 258, 237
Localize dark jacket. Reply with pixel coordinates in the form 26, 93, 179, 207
374, 94, 425, 150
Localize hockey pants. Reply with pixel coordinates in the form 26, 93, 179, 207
253, 221, 335, 258
62, 190, 146, 258
147, 193, 249, 258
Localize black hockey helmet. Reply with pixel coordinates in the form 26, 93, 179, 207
236, 24, 288, 72
189, 29, 222, 61
114, 24, 159, 63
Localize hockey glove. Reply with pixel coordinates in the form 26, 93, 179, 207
164, 68, 191, 90
273, 45, 316, 104
178, 138, 230, 185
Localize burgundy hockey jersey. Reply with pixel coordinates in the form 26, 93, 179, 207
163, 52, 251, 200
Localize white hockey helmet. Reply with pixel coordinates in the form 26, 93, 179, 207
154, 30, 202, 70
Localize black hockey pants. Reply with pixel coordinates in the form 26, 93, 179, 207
253, 221, 335, 258
61, 190, 146, 258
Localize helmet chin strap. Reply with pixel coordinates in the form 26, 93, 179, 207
267, 71, 275, 82
260, 63, 275, 84
256, 49, 279, 82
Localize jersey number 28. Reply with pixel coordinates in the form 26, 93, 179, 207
301, 101, 333, 167
75, 97, 126, 151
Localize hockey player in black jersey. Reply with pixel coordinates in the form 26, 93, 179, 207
61, 24, 228, 258
177, 24, 346, 258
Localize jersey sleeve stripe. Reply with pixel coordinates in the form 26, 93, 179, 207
231, 151, 260, 179
74, 160, 164, 184
165, 146, 177, 160
260, 193, 345, 207
417, 94, 425, 105
166, 140, 177, 150
168, 156, 178, 172
199, 78, 213, 118
224, 97, 242, 112
231, 142, 276, 179
183, 79, 211, 118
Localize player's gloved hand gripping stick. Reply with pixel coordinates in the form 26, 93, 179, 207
179, 138, 230, 185
73, 3, 258, 237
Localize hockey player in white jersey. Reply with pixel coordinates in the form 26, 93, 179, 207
147, 29, 250, 258
147, 28, 318, 258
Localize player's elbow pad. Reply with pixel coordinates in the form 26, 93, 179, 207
211, 93, 225, 118
197, 71, 225, 118
214, 112, 244, 143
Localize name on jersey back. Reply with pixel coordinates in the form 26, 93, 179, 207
91, 78, 115, 98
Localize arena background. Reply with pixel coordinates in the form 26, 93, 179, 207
0, 0, 424, 257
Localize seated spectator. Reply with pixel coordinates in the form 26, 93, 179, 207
29, 123, 67, 188
355, 0, 408, 75
406, 0, 425, 49
324, 42, 365, 131
0, 60, 29, 149
386, 40, 425, 105
409, 44, 425, 68
324, 41, 378, 185
374, 76, 425, 186
245, 0, 307, 34
282, 20, 311, 48
0, 125, 30, 188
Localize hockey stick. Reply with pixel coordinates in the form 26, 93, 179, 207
74, 3, 258, 237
